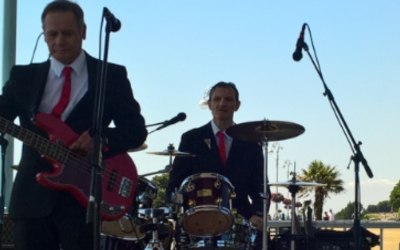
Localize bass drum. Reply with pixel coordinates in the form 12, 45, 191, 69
101, 176, 158, 242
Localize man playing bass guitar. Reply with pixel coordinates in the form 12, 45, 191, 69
0, 1, 147, 249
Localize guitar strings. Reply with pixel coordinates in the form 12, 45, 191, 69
0, 118, 137, 199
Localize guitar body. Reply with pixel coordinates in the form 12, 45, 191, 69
34, 113, 138, 221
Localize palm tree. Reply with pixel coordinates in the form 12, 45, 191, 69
298, 160, 345, 220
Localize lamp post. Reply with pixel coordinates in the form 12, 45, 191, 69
283, 160, 292, 218
270, 143, 283, 219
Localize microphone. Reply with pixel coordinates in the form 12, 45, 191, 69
155, 113, 187, 131
103, 7, 121, 32
292, 23, 306, 61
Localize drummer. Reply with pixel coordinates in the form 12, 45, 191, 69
167, 81, 271, 223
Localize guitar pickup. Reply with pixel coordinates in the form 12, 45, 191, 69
119, 177, 132, 198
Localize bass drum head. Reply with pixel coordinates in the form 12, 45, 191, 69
180, 205, 234, 237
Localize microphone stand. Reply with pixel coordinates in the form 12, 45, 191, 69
86, 17, 116, 250
145, 121, 165, 135
0, 134, 8, 250
301, 40, 373, 250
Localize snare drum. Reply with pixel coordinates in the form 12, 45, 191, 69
178, 173, 236, 237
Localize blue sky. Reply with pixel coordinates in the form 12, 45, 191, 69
1, 0, 399, 214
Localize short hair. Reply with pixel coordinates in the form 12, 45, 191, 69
208, 81, 240, 102
41, 0, 86, 29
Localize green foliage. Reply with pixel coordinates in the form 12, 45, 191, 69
389, 180, 400, 210
298, 160, 345, 220
366, 204, 379, 213
366, 200, 392, 213
376, 200, 391, 212
150, 173, 169, 208
335, 201, 364, 220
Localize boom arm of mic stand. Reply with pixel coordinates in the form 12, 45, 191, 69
146, 121, 169, 134
303, 42, 372, 250
303, 44, 373, 178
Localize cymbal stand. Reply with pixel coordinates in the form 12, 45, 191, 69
140, 208, 169, 250
140, 164, 172, 177
260, 135, 270, 250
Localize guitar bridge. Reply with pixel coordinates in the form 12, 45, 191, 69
119, 177, 132, 198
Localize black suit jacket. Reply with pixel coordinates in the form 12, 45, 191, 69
0, 53, 147, 219
167, 122, 269, 219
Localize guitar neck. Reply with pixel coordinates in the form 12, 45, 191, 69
0, 116, 69, 163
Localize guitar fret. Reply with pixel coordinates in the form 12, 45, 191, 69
52, 145, 67, 163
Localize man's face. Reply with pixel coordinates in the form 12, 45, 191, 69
43, 11, 86, 65
208, 87, 240, 122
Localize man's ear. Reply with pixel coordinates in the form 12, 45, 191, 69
82, 25, 87, 40
234, 101, 241, 111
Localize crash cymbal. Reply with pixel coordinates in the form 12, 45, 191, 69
268, 180, 326, 187
147, 149, 195, 157
226, 120, 305, 143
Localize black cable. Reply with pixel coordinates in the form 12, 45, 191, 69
30, 32, 44, 64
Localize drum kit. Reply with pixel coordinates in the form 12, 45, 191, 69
100, 119, 326, 250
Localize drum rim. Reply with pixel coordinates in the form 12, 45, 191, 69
182, 205, 233, 216
178, 172, 235, 192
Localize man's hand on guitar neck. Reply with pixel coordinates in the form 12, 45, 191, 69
69, 130, 92, 155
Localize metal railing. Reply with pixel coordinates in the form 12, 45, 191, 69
268, 220, 400, 250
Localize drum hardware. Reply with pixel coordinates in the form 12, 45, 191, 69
184, 182, 195, 192
178, 215, 257, 250
138, 207, 171, 250
214, 178, 221, 189
147, 144, 195, 158
226, 119, 305, 250
188, 199, 196, 207
215, 197, 223, 206
136, 176, 158, 209
101, 176, 158, 248
269, 173, 325, 250
140, 164, 172, 178
146, 143, 195, 180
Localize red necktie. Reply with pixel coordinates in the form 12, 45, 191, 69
217, 130, 227, 165
52, 66, 72, 118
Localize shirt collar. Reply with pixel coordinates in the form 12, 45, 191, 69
211, 120, 234, 138
50, 50, 86, 76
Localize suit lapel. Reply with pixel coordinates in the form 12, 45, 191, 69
201, 123, 227, 168
65, 53, 97, 122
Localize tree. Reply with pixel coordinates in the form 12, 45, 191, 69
336, 201, 365, 220
366, 200, 392, 213
389, 180, 400, 210
150, 173, 169, 208
366, 204, 379, 213
298, 160, 345, 220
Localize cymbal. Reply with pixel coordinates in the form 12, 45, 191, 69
268, 180, 326, 187
147, 149, 195, 157
226, 120, 305, 143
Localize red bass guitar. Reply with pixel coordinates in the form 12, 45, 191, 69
0, 113, 138, 221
